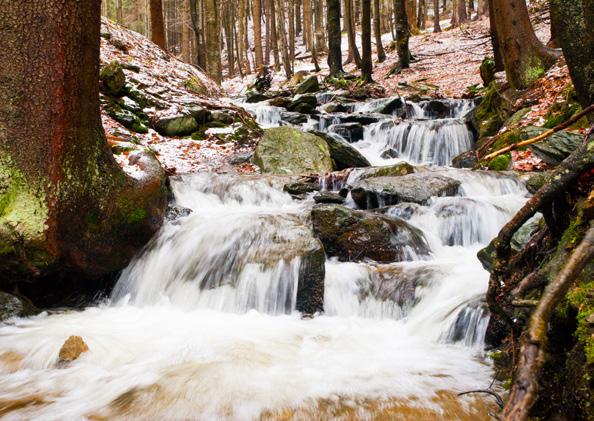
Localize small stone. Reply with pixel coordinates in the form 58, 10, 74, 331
58, 336, 89, 362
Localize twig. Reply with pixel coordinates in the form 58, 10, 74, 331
458, 390, 505, 409
482, 104, 594, 161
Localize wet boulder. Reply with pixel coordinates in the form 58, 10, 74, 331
0, 292, 35, 321
524, 126, 582, 165
313, 191, 345, 204
312, 131, 371, 169
339, 113, 387, 126
283, 180, 320, 195
452, 150, 478, 169
311, 204, 430, 263
358, 162, 415, 179
321, 102, 351, 113
329, 122, 365, 142
268, 96, 292, 108
253, 127, 333, 175
287, 94, 318, 114
361, 96, 405, 115
246, 92, 270, 103
280, 112, 308, 125
153, 114, 199, 136
58, 336, 89, 362
351, 173, 461, 209
295, 76, 320, 94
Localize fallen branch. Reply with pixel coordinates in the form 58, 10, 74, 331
458, 390, 505, 409
501, 223, 594, 421
483, 104, 594, 161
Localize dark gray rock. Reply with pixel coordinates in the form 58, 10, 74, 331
313, 191, 346, 204
283, 181, 320, 195
312, 131, 371, 169
287, 94, 318, 114
228, 151, 253, 165
246, 92, 270, 103
0, 292, 36, 321
351, 173, 461, 209
329, 122, 365, 142
280, 112, 308, 125
452, 150, 478, 169
295, 76, 320, 94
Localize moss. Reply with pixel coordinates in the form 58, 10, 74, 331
486, 153, 511, 171
127, 208, 147, 225
473, 82, 513, 139
184, 76, 207, 95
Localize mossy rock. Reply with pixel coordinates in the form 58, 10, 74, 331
504, 107, 531, 129
359, 162, 415, 179
253, 127, 333, 175
184, 76, 207, 96
479, 57, 496, 86
543, 86, 588, 129
472, 82, 515, 139
486, 153, 511, 171
522, 126, 582, 165
295, 76, 320, 94
103, 98, 149, 133
154, 115, 199, 137
100, 61, 126, 96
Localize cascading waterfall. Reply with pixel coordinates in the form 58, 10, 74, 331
0, 96, 530, 420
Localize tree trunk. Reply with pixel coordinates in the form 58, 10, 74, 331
314, 0, 326, 53
295, 0, 302, 35
457, 0, 467, 23
395, 0, 410, 68
269, 0, 281, 70
222, 0, 235, 75
150, 0, 167, 50
361, 0, 373, 81
345, 0, 362, 66
276, 0, 293, 78
487, 0, 503, 71
0, 0, 167, 280
327, 0, 344, 75
253, 0, 264, 68
433, 0, 442, 32
204, 0, 222, 82
550, 0, 594, 115
182, 0, 192, 62
374, 0, 387, 61
417, 0, 425, 29
492, 0, 558, 89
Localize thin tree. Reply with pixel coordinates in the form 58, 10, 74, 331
327, 0, 344, 75
0, 0, 167, 279
374, 0, 387, 62
361, 0, 373, 82
150, 0, 167, 50
491, 0, 558, 89
345, 0, 362, 66
276, 0, 293, 78
253, 0, 264, 68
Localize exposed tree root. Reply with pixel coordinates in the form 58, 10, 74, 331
501, 223, 594, 421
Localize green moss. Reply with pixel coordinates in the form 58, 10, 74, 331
486, 153, 511, 171
127, 208, 147, 225
184, 76, 207, 95
473, 82, 513, 139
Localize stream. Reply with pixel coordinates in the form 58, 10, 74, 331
0, 95, 529, 420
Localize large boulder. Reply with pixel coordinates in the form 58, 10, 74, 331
524, 126, 582, 165
287, 94, 318, 114
0, 292, 35, 321
312, 131, 371, 170
295, 76, 320, 94
280, 111, 308, 125
153, 114, 199, 136
253, 127, 333, 174
329, 122, 365, 142
351, 173, 461, 209
311, 204, 430, 263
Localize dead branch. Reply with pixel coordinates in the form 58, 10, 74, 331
483, 104, 594, 161
501, 223, 594, 421
458, 390, 505, 409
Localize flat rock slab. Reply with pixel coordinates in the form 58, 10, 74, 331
351, 173, 461, 209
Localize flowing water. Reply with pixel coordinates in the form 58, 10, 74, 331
0, 97, 529, 420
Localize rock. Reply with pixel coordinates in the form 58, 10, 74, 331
311, 131, 371, 170
154, 115, 199, 136
283, 181, 320, 195
165, 204, 193, 222
486, 154, 511, 171
477, 239, 497, 273
189, 106, 211, 124
313, 191, 345, 204
329, 122, 365, 142
471, 82, 515, 139
351, 173, 461, 209
253, 127, 333, 174
287, 94, 318, 114
280, 112, 308, 125
452, 150, 478, 169
525, 171, 550, 194
479, 57, 496, 86
339, 113, 387, 126
58, 336, 89, 362
210, 111, 234, 125
525, 127, 582, 165
228, 151, 253, 165
359, 162, 415, 179
0, 292, 29, 321
295, 76, 320, 94
359, 96, 404, 115
100, 61, 126, 96
103, 100, 149, 133
322, 102, 350, 113
268, 96, 292, 108
311, 204, 430, 263
246, 92, 270, 103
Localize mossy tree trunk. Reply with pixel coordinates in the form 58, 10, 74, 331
0, 0, 167, 281
550, 0, 594, 116
491, 0, 559, 89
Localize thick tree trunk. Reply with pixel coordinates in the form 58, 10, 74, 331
150, 0, 167, 50
182, 0, 192, 63
487, 0, 503, 71
433, 0, 442, 32
361, 0, 373, 82
491, 0, 559, 89
0, 1, 167, 280
550, 0, 594, 114
327, 0, 345, 75
374, 0, 387, 62
204, 0, 222, 82
253, 0, 264, 68
395, 0, 410, 68
314, 0, 327, 53
345, 0, 362, 66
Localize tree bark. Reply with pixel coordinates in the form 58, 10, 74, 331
345, 0, 362, 66
327, 0, 345, 75
491, 0, 559, 89
361, 0, 373, 81
150, 0, 167, 50
433, 0, 441, 32
253, 0, 264, 68
0, 0, 167, 280
314, 0, 327, 53
276, 0, 293, 78
374, 0, 387, 61
182, 0, 192, 63
204, 0, 222, 82
550, 0, 594, 114
395, 0, 410, 68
